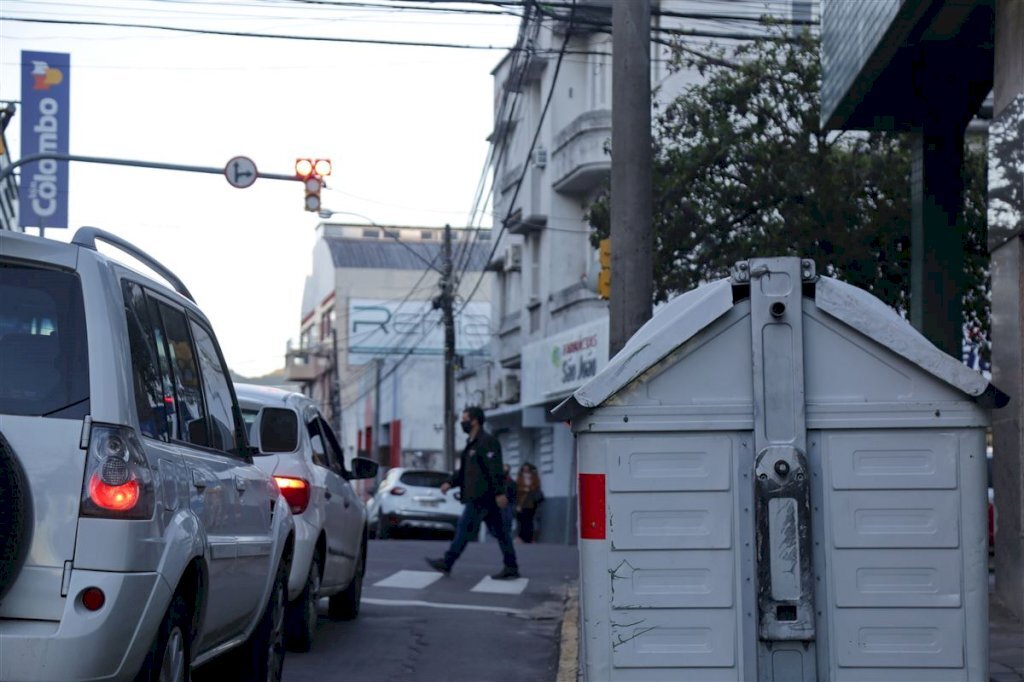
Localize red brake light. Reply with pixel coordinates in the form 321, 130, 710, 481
80, 426, 154, 520
275, 476, 311, 514
390, 486, 406, 496
88, 474, 140, 512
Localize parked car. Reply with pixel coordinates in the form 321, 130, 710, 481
235, 384, 378, 651
0, 228, 295, 682
367, 468, 463, 539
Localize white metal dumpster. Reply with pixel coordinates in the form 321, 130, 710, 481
553, 257, 1007, 682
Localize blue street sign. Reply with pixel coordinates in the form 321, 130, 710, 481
19, 51, 71, 229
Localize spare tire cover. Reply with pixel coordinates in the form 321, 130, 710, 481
0, 432, 32, 603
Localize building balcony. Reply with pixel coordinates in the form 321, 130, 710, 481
551, 109, 612, 195
284, 349, 327, 382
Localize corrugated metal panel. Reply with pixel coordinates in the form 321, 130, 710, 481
820, 0, 906, 125
325, 237, 491, 271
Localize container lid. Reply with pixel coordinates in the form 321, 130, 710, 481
552, 275, 1007, 421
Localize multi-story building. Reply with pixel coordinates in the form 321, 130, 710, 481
0, 103, 22, 232
288, 222, 492, 477
457, 0, 817, 543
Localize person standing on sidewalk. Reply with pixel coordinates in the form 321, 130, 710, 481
515, 462, 544, 543
426, 407, 520, 580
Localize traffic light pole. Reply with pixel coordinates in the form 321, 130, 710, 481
441, 224, 457, 473
0, 152, 298, 185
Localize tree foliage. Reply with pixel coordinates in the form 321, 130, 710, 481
588, 25, 989, 354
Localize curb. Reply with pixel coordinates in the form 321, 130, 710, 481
556, 582, 580, 682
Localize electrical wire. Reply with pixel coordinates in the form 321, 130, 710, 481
451, 1, 536, 278
0, 15, 518, 49
457, 0, 576, 315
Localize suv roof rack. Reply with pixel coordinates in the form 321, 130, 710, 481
72, 226, 196, 302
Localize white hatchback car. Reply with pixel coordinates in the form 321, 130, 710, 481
366, 468, 463, 539
0, 228, 294, 682
236, 384, 377, 651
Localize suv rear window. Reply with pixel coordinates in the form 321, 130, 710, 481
0, 263, 90, 418
399, 471, 449, 488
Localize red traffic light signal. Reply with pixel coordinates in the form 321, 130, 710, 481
295, 157, 332, 179
295, 158, 315, 179
296, 157, 330, 212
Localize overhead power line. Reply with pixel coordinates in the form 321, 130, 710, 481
457, 0, 577, 315
0, 15, 516, 49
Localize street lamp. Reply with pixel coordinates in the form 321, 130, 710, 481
317, 208, 378, 225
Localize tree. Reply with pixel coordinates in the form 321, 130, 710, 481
588, 24, 990, 359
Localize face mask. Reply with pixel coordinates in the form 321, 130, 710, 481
460, 420, 472, 434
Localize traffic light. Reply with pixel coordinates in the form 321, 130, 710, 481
303, 177, 322, 212
597, 238, 611, 299
295, 158, 331, 213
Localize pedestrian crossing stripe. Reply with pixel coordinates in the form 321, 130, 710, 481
372, 570, 443, 590
370, 570, 529, 595
361, 598, 524, 615
470, 576, 528, 595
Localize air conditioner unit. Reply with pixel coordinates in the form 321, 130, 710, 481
502, 374, 520, 404
504, 244, 523, 272
533, 147, 548, 169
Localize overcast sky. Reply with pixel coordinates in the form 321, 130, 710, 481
0, 0, 520, 377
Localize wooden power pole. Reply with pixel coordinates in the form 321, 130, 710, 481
610, 0, 653, 356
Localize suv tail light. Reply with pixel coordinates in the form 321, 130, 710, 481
81, 425, 155, 519
389, 486, 406, 496
275, 476, 311, 514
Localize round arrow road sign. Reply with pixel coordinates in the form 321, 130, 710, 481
224, 156, 258, 189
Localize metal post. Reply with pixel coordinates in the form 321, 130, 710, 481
610, 0, 653, 356
371, 357, 382, 466
441, 223, 457, 472
330, 327, 341, 435
910, 124, 967, 357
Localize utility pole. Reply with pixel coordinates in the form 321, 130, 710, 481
330, 327, 341, 435
440, 224, 457, 473
609, 0, 653, 356
371, 357, 382, 466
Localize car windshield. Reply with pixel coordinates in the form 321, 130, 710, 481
0, 263, 90, 418
399, 471, 450, 488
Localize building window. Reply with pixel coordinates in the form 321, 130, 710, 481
320, 308, 335, 342
589, 46, 610, 110
300, 324, 314, 350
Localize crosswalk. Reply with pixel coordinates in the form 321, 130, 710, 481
370, 570, 529, 596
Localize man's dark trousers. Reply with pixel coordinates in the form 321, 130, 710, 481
443, 499, 518, 570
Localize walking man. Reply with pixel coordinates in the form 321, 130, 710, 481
426, 407, 520, 579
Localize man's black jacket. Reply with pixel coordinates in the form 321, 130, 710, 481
448, 430, 505, 505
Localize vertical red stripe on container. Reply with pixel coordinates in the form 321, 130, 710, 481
579, 473, 606, 540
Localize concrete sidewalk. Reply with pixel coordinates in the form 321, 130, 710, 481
991, 590, 1024, 682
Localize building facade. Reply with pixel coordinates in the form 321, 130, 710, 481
288, 222, 492, 481
457, 0, 817, 543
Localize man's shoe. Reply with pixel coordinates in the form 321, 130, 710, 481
425, 557, 450, 575
491, 567, 520, 580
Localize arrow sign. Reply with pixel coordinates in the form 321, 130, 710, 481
224, 155, 257, 189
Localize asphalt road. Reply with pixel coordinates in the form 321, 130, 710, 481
281, 538, 579, 682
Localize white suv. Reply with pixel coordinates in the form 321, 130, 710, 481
236, 384, 377, 651
0, 228, 295, 682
